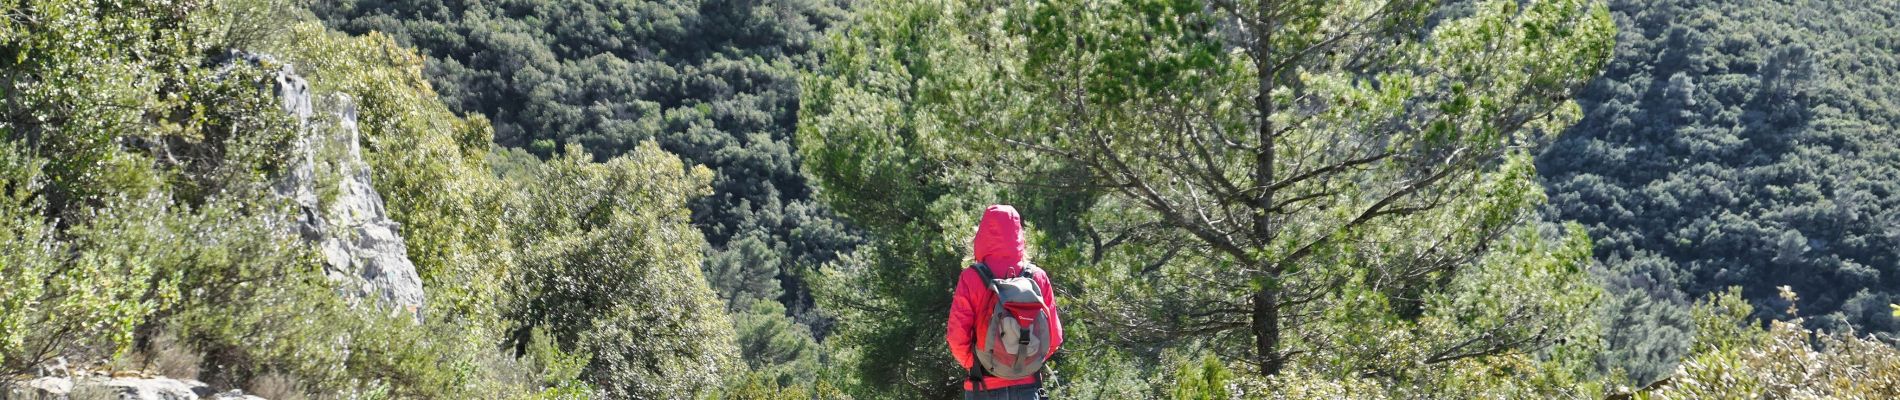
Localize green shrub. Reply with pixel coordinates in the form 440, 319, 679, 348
504, 143, 740, 398
1632, 288, 1900, 399
0, 145, 163, 378
1, 1, 579, 397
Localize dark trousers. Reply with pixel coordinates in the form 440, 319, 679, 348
963, 380, 1044, 400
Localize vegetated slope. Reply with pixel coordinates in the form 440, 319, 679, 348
309, 1, 865, 331
1538, 0, 1900, 383
2, 0, 742, 397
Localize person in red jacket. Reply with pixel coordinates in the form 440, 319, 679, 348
947, 205, 1062, 399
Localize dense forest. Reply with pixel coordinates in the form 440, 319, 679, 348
309, 0, 863, 337
2, 0, 1898, 399
1540, 0, 1900, 384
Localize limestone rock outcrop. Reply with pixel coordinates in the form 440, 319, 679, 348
234, 51, 427, 318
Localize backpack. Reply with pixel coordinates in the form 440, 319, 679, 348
968, 263, 1053, 381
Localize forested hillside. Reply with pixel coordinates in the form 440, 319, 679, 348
2, 1, 746, 398
307, 1, 862, 392
5, 0, 1900, 399
1539, 0, 1900, 383
308, 0, 863, 336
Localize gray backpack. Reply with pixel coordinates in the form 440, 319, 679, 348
968, 263, 1053, 381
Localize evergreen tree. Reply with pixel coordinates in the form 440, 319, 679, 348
802, 0, 1614, 396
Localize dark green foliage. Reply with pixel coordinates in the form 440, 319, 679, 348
1538, 0, 1900, 380
797, 40, 1097, 391
1594, 252, 1695, 384
709, 234, 788, 312
308, 0, 841, 154
730, 299, 821, 389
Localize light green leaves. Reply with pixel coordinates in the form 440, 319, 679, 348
505, 143, 736, 399
1641, 288, 1900, 399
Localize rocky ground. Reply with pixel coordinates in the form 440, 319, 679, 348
6, 374, 264, 400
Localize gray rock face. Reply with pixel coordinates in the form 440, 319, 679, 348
250, 52, 426, 319
4, 377, 263, 400
207, 390, 266, 400
6, 377, 72, 400
95, 377, 203, 400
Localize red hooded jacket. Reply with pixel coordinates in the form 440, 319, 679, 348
947, 205, 1063, 391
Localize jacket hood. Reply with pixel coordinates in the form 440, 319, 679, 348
973, 204, 1026, 276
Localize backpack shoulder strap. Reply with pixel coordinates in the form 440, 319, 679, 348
971, 263, 997, 282
1021, 265, 1043, 280
1020, 265, 1046, 303
970, 263, 1004, 295
966, 263, 998, 386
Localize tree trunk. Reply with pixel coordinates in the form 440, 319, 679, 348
1252, 284, 1284, 375
1251, 0, 1284, 376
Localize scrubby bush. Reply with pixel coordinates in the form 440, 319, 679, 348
0, 144, 162, 378
503, 143, 741, 398
1631, 288, 1900, 399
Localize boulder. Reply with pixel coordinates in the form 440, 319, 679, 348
5, 376, 264, 400
5, 377, 72, 400
209, 390, 266, 400
93, 377, 202, 400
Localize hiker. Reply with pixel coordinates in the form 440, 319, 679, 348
948, 205, 1063, 399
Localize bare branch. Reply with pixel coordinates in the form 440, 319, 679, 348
1086, 123, 1256, 264
1261, 151, 1395, 195
1279, 147, 1473, 268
